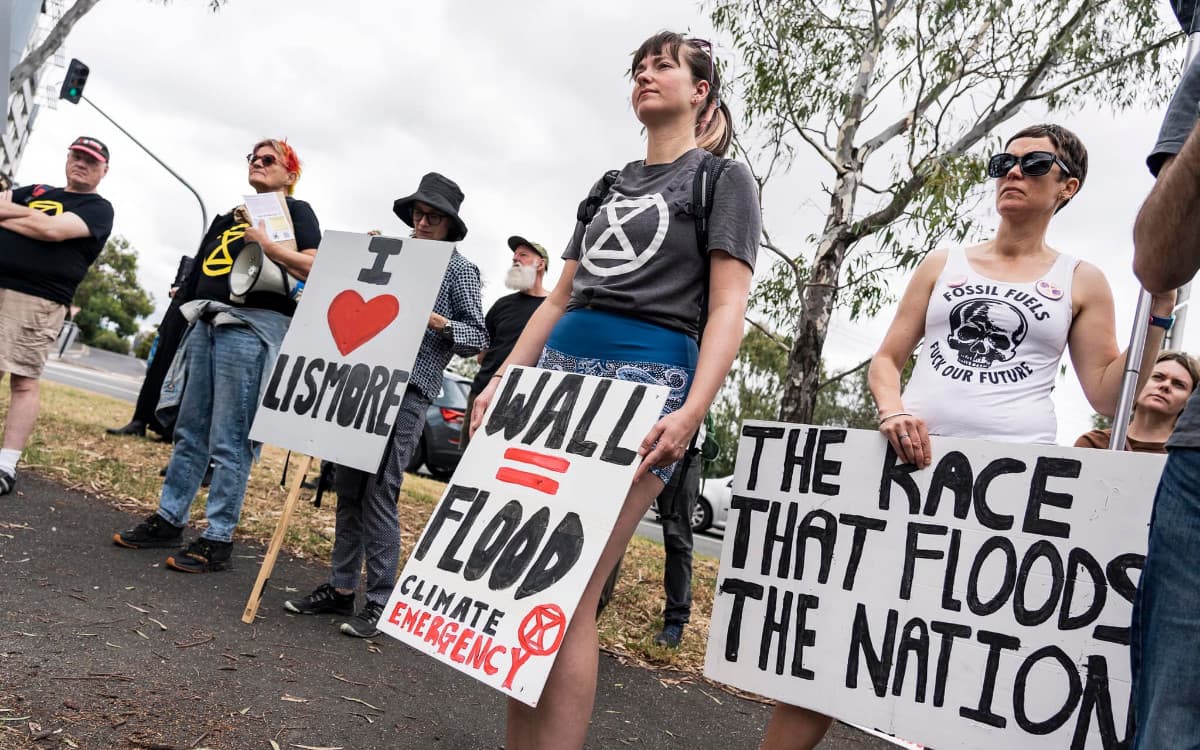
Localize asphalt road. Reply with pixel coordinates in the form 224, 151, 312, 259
0, 473, 894, 750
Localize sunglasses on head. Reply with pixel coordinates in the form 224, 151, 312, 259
688, 38, 719, 106
987, 151, 1071, 179
246, 153, 278, 167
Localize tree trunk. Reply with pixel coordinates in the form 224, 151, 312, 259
8, 0, 102, 98
779, 173, 857, 424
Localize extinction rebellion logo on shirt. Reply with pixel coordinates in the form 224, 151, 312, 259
27, 200, 63, 216
580, 192, 669, 277
202, 222, 249, 277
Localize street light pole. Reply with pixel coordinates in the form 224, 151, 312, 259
80, 94, 208, 240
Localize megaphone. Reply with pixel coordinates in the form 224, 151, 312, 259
229, 243, 300, 301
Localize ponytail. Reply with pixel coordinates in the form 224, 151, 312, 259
696, 99, 733, 157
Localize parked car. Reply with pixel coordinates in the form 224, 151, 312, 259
692, 474, 734, 533
406, 373, 471, 479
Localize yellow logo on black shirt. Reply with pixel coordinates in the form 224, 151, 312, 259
28, 200, 63, 216
202, 222, 248, 276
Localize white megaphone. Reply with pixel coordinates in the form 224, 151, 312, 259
229, 242, 300, 302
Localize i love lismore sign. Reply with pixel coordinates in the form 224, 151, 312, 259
704, 422, 1165, 750
379, 366, 668, 706
249, 231, 452, 471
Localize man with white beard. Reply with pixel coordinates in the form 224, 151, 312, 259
461, 235, 549, 448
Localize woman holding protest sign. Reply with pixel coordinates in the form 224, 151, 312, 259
468, 31, 759, 750
761, 124, 1176, 747
112, 138, 321, 574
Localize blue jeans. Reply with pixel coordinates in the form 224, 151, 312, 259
1132, 446, 1200, 749
156, 321, 267, 543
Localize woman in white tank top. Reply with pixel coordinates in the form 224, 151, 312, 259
868, 124, 1177, 468
762, 125, 1177, 748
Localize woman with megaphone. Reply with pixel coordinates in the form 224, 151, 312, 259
111, 138, 322, 574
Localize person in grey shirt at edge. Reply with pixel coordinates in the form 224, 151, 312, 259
1128, 50, 1200, 749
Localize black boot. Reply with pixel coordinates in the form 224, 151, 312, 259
106, 420, 147, 437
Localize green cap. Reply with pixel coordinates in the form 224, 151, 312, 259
507, 235, 549, 269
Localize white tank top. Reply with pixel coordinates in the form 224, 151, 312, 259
901, 246, 1078, 444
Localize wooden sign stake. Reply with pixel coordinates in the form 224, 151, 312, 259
242, 453, 314, 624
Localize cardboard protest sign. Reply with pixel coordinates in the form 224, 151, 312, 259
249, 231, 452, 471
704, 423, 1164, 749
379, 366, 668, 705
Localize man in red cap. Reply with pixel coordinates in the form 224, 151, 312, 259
0, 136, 114, 495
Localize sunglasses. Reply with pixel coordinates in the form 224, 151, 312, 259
689, 38, 720, 106
412, 207, 446, 227
987, 151, 1071, 179
246, 153, 278, 167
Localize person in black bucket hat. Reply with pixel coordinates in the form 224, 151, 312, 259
392, 172, 468, 242
283, 172, 488, 639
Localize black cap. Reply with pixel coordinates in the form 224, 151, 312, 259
69, 136, 109, 163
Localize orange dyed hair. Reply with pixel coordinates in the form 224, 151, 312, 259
252, 138, 302, 195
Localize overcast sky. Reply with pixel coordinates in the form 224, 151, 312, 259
13, 0, 1192, 444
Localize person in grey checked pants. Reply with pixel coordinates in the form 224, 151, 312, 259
284, 172, 487, 637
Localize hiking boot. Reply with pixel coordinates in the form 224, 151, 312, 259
113, 513, 184, 549
340, 600, 385, 638
284, 583, 355, 616
654, 623, 684, 648
0, 470, 14, 496
165, 538, 232, 573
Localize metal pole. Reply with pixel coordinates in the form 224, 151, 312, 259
80, 94, 208, 239
1109, 31, 1200, 450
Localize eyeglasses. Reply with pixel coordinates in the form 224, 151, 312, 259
246, 153, 278, 167
987, 151, 1071, 179
412, 207, 446, 226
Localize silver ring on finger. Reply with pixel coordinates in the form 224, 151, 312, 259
899, 434, 911, 440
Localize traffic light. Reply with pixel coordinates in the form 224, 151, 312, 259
59, 58, 89, 104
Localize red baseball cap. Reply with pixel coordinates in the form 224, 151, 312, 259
69, 136, 109, 164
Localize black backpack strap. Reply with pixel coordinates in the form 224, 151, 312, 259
576, 169, 620, 225
691, 153, 732, 342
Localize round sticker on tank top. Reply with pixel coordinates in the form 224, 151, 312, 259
946, 275, 967, 288
1036, 279, 1064, 301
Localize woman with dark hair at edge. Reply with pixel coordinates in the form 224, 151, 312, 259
1075, 350, 1200, 453
468, 31, 760, 750
763, 124, 1175, 748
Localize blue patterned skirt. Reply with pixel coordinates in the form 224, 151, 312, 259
538, 308, 697, 483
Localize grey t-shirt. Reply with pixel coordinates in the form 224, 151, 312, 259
1149, 55, 1200, 448
563, 148, 760, 338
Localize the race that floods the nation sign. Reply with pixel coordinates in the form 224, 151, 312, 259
249, 231, 452, 471
379, 366, 668, 706
704, 422, 1165, 750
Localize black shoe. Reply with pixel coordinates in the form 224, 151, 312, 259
106, 420, 147, 437
340, 600, 385, 638
0, 470, 14, 496
113, 513, 184, 549
165, 538, 232, 573
284, 583, 354, 615
654, 623, 684, 648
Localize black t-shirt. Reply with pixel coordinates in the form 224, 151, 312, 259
0, 185, 114, 305
191, 196, 320, 316
470, 292, 545, 393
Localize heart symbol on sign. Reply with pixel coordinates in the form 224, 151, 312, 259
327, 290, 400, 356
